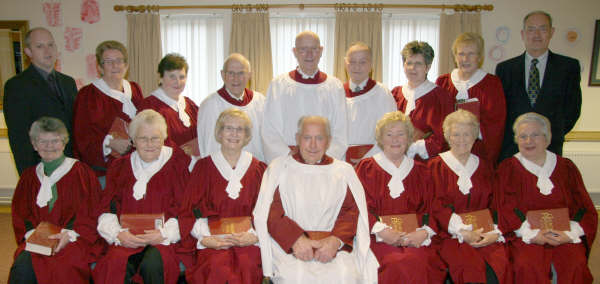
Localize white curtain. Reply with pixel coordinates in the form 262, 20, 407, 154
161, 14, 225, 104
269, 14, 335, 77
382, 13, 440, 89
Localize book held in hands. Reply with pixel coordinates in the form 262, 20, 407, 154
380, 214, 419, 233
458, 209, 494, 233
526, 208, 570, 231
25, 222, 61, 256
120, 213, 165, 235
208, 216, 252, 237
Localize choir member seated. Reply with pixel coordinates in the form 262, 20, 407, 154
436, 32, 506, 164
141, 53, 199, 160
9, 117, 102, 284
497, 112, 597, 284
179, 108, 267, 284
254, 115, 378, 284
73, 40, 144, 187
93, 110, 190, 284
393, 41, 453, 161
355, 111, 447, 283
429, 110, 512, 284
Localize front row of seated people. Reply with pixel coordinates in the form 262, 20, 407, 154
9, 108, 597, 284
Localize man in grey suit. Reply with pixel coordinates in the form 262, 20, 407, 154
3, 27, 77, 174
496, 11, 581, 162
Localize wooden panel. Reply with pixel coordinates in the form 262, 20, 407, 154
565, 131, 600, 142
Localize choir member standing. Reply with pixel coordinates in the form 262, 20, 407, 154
497, 112, 597, 284
393, 41, 453, 161
140, 53, 198, 159
197, 53, 265, 161
254, 116, 378, 284
9, 117, 101, 284
73, 40, 144, 185
93, 110, 189, 284
429, 110, 512, 284
355, 111, 446, 283
436, 32, 506, 164
344, 42, 396, 166
261, 31, 348, 163
180, 109, 266, 284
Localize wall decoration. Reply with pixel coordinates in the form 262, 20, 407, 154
565, 28, 580, 44
81, 0, 100, 24
589, 20, 600, 86
488, 45, 505, 62
42, 2, 62, 27
64, 27, 83, 52
86, 54, 98, 78
495, 26, 510, 44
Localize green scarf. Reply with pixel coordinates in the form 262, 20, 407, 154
42, 155, 66, 212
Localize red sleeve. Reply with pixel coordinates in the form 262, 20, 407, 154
564, 159, 597, 249
355, 159, 379, 231
72, 86, 111, 171
331, 188, 359, 251
422, 88, 453, 157
11, 169, 37, 245
267, 188, 305, 253
478, 75, 506, 164
495, 159, 521, 239
429, 158, 455, 234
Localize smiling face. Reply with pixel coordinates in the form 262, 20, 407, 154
25, 29, 57, 73
160, 69, 187, 99
403, 54, 431, 86
516, 121, 550, 164
133, 123, 164, 163
345, 49, 372, 84
521, 13, 554, 57
380, 121, 410, 160
32, 132, 66, 162
296, 121, 330, 164
454, 42, 480, 79
293, 34, 323, 75
448, 122, 477, 161
99, 49, 128, 83
218, 116, 248, 153
221, 59, 250, 98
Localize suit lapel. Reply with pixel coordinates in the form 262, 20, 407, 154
540, 51, 554, 93
24, 66, 63, 105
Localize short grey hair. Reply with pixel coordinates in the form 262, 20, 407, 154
512, 112, 552, 144
297, 116, 331, 138
29, 117, 69, 144
128, 109, 168, 140
214, 108, 253, 147
442, 109, 480, 143
222, 53, 251, 72
374, 111, 414, 150
523, 10, 553, 29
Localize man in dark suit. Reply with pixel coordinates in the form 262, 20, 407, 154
3, 27, 77, 175
496, 10, 581, 162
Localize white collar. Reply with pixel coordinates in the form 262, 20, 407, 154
225, 88, 245, 101
450, 68, 487, 101
92, 78, 137, 118
349, 78, 368, 91
440, 151, 479, 195
525, 50, 549, 62
402, 80, 436, 115
211, 150, 253, 199
373, 152, 414, 198
35, 158, 77, 207
515, 150, 556, 195
296, 67, 318, 79
151, 88, 190, 127
130, 146, 173, 200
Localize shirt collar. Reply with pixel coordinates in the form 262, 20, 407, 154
33, 64, 53, 80
296, 67, 319, 79
349, 78, 368, 91
225, 88, 245, 101
525, 50, 549, 62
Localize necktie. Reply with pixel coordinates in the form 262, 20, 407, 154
47, 73, 65, 104
527, 58, 540, 107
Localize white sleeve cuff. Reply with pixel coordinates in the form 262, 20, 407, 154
372, 221, 391, 242
97, 213, 123, 245
406, 139, 428, 159
418, 225, 436, 247
448, 213, 473, 243
102, 135, 114, 157
159, 218, 181, 245
60, 228, 80, 242
191, 218, 210, 249
515, 220, 539, 244
564, 221, 584, 244
24, 229, 35, 240
488, 224, 505, 243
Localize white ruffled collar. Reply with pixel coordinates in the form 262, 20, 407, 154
210, 150, 253, 199
439, 151, 479, 195
515, 150, 556, 195
450, 68, 487, 100
151, 88, 191, 127
373, 152, 414, 198
402, 80, 436, 115
92, 78, 137, 118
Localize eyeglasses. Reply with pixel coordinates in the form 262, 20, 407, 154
102, 58, 126, 66
224, 71, 247, 78
516, 132, 545, 141
222, 126, 245, 133
135, 136, 162, 144
36, 138, 63, 146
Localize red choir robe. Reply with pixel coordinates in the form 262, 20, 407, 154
139, 95, 199, 152
72, 81, 144, 176
179, 154, 267, 284
429, 155, 512, 284
497, 156, 597, 284
11, 161, 102, 284
92, 150, 190, 284
355, 157, 446, 283
393, 85, 453, 160
436, 73, 506, 164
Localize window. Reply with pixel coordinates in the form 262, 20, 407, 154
161, 14, 225, 104
382, 13, 440, 89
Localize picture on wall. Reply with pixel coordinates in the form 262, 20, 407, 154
590, 20, 600, 86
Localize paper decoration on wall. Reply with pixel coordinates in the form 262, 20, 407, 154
43, 2, 62, 27
488, 45, 506, 62
81, 0, 100, 24
565, 28, 580, 44
64, 27, 83, 52
86, 54, 99, 78
75, 78, 85, 90
495, 26, 510, 43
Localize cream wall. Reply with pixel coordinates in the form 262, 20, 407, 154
0, 0, 598, 195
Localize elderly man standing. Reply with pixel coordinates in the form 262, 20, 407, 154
197, 53, 265, 161
496, 10, 581, 161
254, 116, 378, 284
261, 31, 348, 163
3, 27, 77, 174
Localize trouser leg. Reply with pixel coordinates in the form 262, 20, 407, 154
9, 251, 38, 284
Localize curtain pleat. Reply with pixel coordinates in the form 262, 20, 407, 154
438, 12, 481, 75
127, 13, 162, 96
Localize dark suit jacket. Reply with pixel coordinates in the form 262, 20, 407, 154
3, 65, 77, 175
495, 51, 581, 162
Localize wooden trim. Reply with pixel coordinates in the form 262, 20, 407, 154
114, 3, 494, 13
565, 131, 600, 142
0, 128, 6, 138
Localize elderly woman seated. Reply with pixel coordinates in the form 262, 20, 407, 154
93, 109, 190, 284
9, 117, 101, 284
179, 108, 267, 284
355, 111, 446, 283
429, 109, 511, 284
497, 112, 597, 284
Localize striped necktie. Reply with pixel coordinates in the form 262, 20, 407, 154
527, 58, 540, 107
